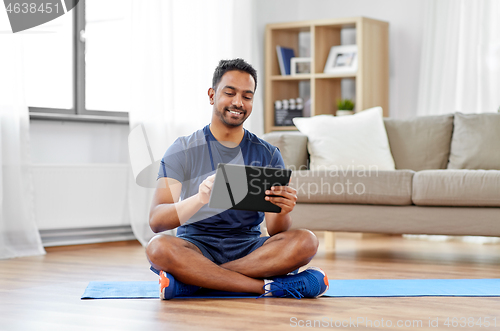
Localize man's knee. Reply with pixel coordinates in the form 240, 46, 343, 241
146, 235, 178, 270
294, 229, 319, 257
281, 229, 318, 259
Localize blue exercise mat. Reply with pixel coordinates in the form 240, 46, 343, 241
81, 279, 500, 299
81, 281, 257, 299
82, 281, 159, 299
330, 279, 500, 297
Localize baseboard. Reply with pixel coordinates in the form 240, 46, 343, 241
39, 225, 136, 247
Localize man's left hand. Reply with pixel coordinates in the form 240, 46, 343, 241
265, 185, 297, 215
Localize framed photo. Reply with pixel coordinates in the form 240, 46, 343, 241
291, 57, 311, 76
323, 45, 358, 74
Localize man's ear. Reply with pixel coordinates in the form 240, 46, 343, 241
208, 88, 215, 105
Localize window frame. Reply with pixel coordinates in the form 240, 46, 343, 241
29, 0, 129, 125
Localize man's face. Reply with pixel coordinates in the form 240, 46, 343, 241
209, 70, 255, 128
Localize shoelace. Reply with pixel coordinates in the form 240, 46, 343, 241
176, 282, 200, 296
258, 277, 307, 299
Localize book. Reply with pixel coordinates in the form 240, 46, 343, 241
276, 46, 295, 75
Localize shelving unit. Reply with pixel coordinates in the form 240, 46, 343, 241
264, 17, 389, 133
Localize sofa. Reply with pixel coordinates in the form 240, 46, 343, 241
262, 112, 500, 237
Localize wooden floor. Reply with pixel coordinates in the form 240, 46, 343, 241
1, 234, 500, 331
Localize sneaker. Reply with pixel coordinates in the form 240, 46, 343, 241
159, 271, 201, 300
261, 267, 329, 299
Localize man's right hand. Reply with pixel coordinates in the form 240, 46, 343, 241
197, 174, 215, 205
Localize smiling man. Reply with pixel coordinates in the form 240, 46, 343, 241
146, 59, 328, 299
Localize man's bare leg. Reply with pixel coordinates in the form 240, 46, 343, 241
146, 229, 318, 294
220, 229, 319, 279
146, 235, 265, 294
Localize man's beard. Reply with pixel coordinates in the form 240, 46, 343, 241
219, 106, 247, 127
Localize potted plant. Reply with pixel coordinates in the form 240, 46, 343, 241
336, 99, 355, 116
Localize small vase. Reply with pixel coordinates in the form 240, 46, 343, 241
336, 110, 354, 116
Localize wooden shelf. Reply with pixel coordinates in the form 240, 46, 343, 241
271, 75, 311, 81
269, 126, 297, 131
314, 72, 356, 79
272, 73, 356, 80
264, 17, 389, 133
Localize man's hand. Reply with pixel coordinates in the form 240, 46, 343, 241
197, 174, 215, 205
265, 185, 297, 215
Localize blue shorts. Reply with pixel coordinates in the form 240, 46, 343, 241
150, 235, 270, 275
149, 234, 300, 276
179, 234, 270, 265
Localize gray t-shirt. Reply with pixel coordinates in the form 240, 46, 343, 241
158, 125, 285, 238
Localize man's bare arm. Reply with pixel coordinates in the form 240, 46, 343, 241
149, 175, 215, 233
264, 185, 297, 236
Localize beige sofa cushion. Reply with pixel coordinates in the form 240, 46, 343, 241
293, 169, 414, 205
290, 204, 500, 236
383, 114, 454, 171
412, 170, 500, 206
261, 131, 309, 169
447, 112, 500, 170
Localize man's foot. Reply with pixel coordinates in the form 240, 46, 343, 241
159, 271, 201, 300
261, 267, 329, 299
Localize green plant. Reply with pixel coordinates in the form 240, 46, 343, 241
336, 99, 355, 110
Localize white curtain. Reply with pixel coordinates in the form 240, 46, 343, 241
127, 0, 262, 246
417, 0, 500, 115
0, 35, 45, 259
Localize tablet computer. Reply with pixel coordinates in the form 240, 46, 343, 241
208, 163, 292, 213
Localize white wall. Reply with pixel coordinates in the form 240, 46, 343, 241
255, 0, 428, 119
29, 120, 130, 236
30, 120, 129, 164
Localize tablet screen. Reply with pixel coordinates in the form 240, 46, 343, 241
208, 163, 292, 213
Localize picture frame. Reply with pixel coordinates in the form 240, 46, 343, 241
323, 45, 358, 74
291, 57, 311, 76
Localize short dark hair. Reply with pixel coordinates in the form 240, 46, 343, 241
212, 58, 257, 92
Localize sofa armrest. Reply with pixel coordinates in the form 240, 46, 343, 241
261, 131, 309, 170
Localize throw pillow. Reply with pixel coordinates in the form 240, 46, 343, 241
261, 131, 309, 169
383, 114, 454, 171
447, 112, 500, 169
293, 107, 395, 171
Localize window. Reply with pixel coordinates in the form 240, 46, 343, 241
22, 7, 73, 112
24, 0, 130, 123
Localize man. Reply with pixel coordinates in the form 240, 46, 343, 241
146, 58, 328, 299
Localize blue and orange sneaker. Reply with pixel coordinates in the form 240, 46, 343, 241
159, 271, 201, 300
261, 267, 329, 299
